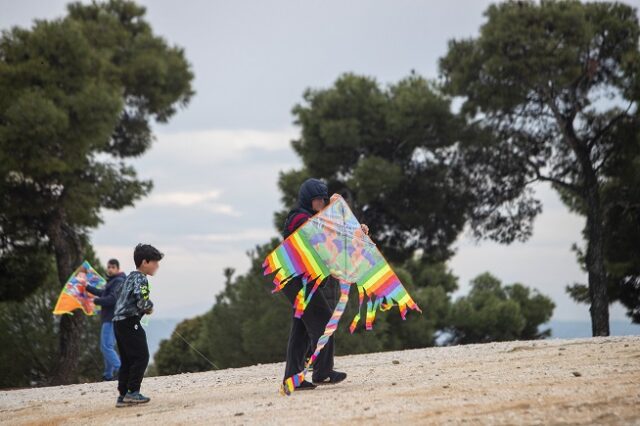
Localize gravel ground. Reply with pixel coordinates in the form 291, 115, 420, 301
1, 336, 639, 425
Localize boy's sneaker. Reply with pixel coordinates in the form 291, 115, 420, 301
313, 370, 347, 385
115, 396, 129, 408
123, 391, 151, 404
297, 380, 317, 391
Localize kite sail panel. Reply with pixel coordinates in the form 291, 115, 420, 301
263, 193, 421, 394
53, 260, 106, 316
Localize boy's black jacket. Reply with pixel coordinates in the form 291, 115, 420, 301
113, 271, 154, 322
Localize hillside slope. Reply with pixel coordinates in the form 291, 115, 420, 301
1, 336, 639, 425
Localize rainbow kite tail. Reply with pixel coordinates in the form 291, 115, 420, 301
281, 280, 351, 396
293, 278, 323, 319
349, 285, 365, 333
280, 372, 306, 395
365, 298, 382, 330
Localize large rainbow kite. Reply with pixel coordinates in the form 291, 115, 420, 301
263, 194, 421, 395
53, 260, 106, 316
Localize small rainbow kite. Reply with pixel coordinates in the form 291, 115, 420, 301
53, 260, 106, 316
263, 194, 421, 395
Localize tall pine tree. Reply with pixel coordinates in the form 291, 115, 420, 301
0, 0, 194, 383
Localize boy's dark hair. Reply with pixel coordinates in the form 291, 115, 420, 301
133, 244, 164, 268
107, 258, 120, 268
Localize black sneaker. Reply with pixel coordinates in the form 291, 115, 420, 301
313, 370, 347, 385
123, 391, 150, 404
297, 380, 317, 391
115, 396, 129, 408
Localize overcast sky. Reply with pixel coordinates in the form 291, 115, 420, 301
2, 0, 638, 322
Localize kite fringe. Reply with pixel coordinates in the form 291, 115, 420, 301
265, 265, 421, 334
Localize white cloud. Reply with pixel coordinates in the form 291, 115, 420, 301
204, 204, 241, 216
142, 189, 241, 217
187, 228, 276, 243
146, 190, 222, 206
148, 128, 299, 166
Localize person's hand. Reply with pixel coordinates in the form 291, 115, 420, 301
144, 307, 153, 315
360, 224, 369, 235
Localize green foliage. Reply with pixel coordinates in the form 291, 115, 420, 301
447, 272, 555, 345
0, 0, 194, 300
439, 0, 640, 335
0, 245, 52, 302
197, 241, 292, 369
0, 246, 105, 389
154, 241, 291, 374
154, 315, 211, 375
0, 283, 102, 388
279, 72, 470, 263
0, 0, 194, 384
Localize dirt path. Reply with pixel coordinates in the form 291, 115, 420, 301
1, 336, 639, 425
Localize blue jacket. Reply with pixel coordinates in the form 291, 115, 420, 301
87, 272, 126, 323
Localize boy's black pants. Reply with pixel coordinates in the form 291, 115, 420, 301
283, 278, 336, 381
114, 316, 149, 395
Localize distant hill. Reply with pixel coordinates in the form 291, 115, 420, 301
547, 319, 640, 339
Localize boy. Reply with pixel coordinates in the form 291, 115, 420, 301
86, 258, 126, 381
281, 178, 369, 390
112, 244, 163, 407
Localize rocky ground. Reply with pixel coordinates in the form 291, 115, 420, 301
1, 336, 639, 425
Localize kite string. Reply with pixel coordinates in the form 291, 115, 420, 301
174, 330, 219, 370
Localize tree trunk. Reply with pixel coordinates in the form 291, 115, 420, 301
48, 212, 85, 385
585, 184, 610, 336
558, 115, 610, 337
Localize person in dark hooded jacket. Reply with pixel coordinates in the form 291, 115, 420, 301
86, 259, 125, 381
281, 178, 369, 390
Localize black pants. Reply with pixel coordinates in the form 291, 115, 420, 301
283, 278, 336, 381
114, 316, 149, 395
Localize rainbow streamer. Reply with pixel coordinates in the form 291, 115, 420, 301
263, 194, 422, 395
281, 280, 351, 395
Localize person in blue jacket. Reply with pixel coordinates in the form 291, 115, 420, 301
86, 259, 126, 381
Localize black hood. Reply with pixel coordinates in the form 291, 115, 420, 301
296, 178, 329, 215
